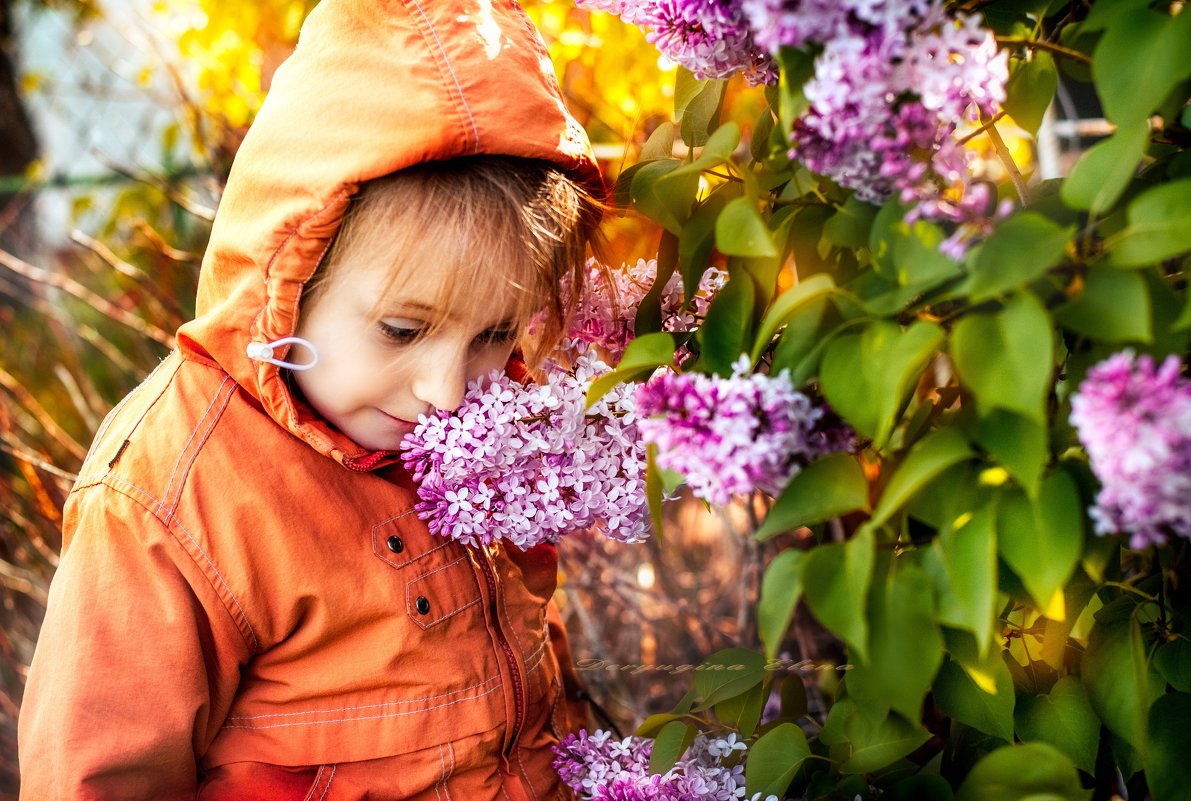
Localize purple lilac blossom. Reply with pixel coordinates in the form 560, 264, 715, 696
635, 356, 853, 505
563, 257, 726, 361
1070, 351, 1191, 549
761, 1, 1008, 251
401, 349, 649, 550
552, 728, 781, 801
577, 0, 775, 84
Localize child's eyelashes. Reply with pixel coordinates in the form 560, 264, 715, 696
377, 321, 425, 343
376, 321, 517, 347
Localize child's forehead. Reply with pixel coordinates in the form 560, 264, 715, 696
344, 248, 530, 324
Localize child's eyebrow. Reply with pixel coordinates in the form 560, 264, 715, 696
382, 301, 518, 330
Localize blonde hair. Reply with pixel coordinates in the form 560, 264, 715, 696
305, 156, 603, 368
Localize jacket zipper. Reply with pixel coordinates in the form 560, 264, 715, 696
476, 547, 527, 755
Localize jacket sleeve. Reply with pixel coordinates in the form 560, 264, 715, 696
18, 487, 252, 801
545, 598, 591, 734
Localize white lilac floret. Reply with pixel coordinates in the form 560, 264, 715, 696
1070, 351, 1191, 549
401, 349, 649, 550
635, 356, 854, 506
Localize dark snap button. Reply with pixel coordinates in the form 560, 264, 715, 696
386, 535, 405, 554
415, 596, 431, 615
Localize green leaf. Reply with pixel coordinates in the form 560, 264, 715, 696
1014, 676, 1100, 775
934, 655, 1014, 743
715, 681, 767, 739
645, 444, 665, 540
1055, 265, 1153, 344
934, 503, 998, 651
820, 699, 931, 774
693, 648, 768, 710
974, 410, 1047, 499
674, 68, 707, 118
954, 743, 1089, 801
769, 296, 835, 385
668, 122, 741, 177
745, 723, 810, 798
996, 470, 1084, 619
1082, 606, 1163, 757
824, 195, 879, 248
680, 195, 727, 300
952, 291, 1053, 424
803, 527, 874, 661
750, 273, 835, 364
1105, 179, 1191, 267
821, 320, 945, 449
650, 720, 695, 775
870, 200, 963, 289
631, 160, 698, 234
586, 332, 676, 407
639, 121, 677, 162
1153, 638, 1191, 693
776, 47, 816, 140
1146, 692, 1191, 801
884, 775, 954, 801
846, 562, 943, 720
696, 274, 754, 376
871, 428, 973, 528
716, 197, 777, 257
636, 713, 686, 738
679, 79, 727, 148
1060, 120, 1149, 215
1093, 7, 1191, 128
1004, 51, 1058, 136
755, 453, 869, 540
966, 212, 1072, 303
758, 550, 805, 662
635, 232, 678, 336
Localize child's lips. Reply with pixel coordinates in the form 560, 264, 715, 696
378, 409, 417, 428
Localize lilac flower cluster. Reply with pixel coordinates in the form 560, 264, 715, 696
1070, 351, 1191, 550
744, 0, 1009, 254
566, 257, 726, 361
401, 350, 649, 550
581, 0, 1009, 255
553, 728, 782, 801
635, 356, 853, 505
576, 0, 775, 84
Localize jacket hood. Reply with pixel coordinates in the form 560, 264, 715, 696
176, 0, 600, 466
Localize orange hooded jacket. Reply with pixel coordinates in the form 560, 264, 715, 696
18, 2, 603, 798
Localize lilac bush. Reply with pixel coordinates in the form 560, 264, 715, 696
1070, 351, 1191, 549
635, 356, 853, 506
401, 350, 649, 550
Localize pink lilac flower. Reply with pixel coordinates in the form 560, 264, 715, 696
564, 257, 726, 361
577, 0, 775, 84
635, 356, 854, 505
553, 728, 780, 801
401, 350, 649, 550
747, 1, 1008, 251
1070, 351, 1191, 549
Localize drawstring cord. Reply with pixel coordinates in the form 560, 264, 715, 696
246, 336, 320, 372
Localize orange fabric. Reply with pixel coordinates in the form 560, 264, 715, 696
18, 2, 599, 798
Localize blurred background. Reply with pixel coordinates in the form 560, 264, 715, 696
0, 1, 1105, 795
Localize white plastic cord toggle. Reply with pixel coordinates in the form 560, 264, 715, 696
245, 336, 320, 371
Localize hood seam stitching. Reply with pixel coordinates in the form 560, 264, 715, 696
404, 0, 480, 154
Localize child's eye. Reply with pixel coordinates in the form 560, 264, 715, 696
378, 321, 425, 343
476, 328, 517, 346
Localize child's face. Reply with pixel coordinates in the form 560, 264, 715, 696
292, 253, 521, 452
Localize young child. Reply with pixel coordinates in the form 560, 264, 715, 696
18, 2, 604, 799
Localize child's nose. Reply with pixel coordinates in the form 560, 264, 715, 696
411, 353, 468, 413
